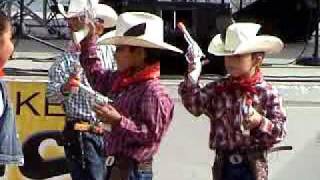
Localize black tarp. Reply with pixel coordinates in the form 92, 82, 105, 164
233, 0, 319, 42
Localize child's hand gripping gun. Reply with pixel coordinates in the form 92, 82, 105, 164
66, 62, 113, 132
75, 82, 113, 132
177, 22, 209, 84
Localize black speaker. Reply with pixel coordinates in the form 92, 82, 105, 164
303, 0, 318, 9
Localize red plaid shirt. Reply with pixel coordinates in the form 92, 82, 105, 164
80, 38, 174, 162
179, 77, 287, 151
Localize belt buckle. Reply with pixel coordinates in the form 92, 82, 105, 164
228, 153, 243, 165
105, 156, 115, 167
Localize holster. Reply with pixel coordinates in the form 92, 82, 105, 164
62, 121, 82, 156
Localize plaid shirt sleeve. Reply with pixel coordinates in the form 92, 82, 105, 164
178, 77, 216, 117
114, 88, 174, 145
97, 45, 117, 71
46, 54, 70, 103
80, 36, 115, 94
257, 87, 287, 145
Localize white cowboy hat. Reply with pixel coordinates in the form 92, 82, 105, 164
58, 0, 117, 28
94, 4, 118, 28
98, 12, 183, 53
208, 23, 284, 56
58, 0, 99, 18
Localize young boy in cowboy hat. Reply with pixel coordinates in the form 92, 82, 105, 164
68, 12, 182, 180
179, 23, 287, 180
46, 1, 118, 179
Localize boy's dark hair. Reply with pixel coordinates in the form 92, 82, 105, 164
0, 11, 10, 37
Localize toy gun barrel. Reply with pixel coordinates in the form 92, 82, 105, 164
177, 22, 196, 47
78, 83, 112, 104
177, 22, 209, 65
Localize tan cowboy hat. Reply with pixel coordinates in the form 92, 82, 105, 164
98, 12, 183, 53
208, 23, 284, 56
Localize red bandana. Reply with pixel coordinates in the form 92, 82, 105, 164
216, 69, 262, 97
112, 63, 160, 92
0, 69, 5, 77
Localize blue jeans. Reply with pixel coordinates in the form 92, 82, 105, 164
222, 161, 254, 180
128, 168, 153, 180
64, 131, 106, 180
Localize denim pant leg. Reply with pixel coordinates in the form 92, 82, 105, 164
64, 132, 106, 180
82, 133, 107, 180
128, 165, 153, 180
64, 140, 84, 180
222, 162, 255, 180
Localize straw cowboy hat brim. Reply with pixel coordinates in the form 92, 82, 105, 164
208, 34, 284, 56
98, 36, 183, 53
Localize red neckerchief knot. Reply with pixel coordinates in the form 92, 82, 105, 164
215, 69, 262, 98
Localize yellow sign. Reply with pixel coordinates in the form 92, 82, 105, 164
5, 80, 71, 180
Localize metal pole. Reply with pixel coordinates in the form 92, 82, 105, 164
43, 0, 48, 22
173, 10, 176, 30
313, 0, 319, 58
19, 0, 24, 36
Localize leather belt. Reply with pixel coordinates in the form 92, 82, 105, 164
228, 153, 244, 165
65, 120, 111, 134
216, 148, 265, 165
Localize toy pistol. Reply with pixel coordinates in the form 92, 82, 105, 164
177, 22, 209, 65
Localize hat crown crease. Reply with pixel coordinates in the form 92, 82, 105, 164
116, 12, 164, 43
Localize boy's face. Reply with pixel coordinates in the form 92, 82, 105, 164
224, 53, 262, 77
115, 46, 145, 72
0, 24, 13, 68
